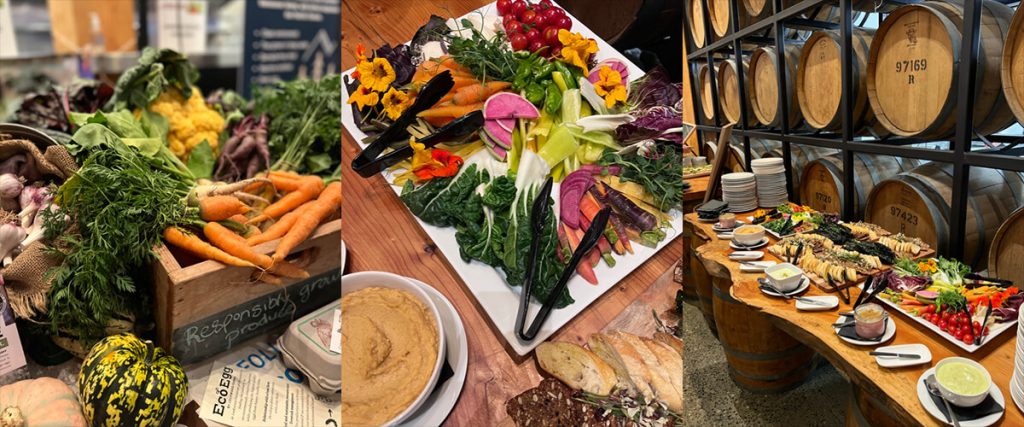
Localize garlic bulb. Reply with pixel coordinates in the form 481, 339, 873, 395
0, 174, 22, 199
0, 222, 26, 266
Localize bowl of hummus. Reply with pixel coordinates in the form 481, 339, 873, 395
341, 271, 446, 426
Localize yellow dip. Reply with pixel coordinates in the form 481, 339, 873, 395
769, 267, 799, 280
937, 362, 989, 396
342, 287, 439, 426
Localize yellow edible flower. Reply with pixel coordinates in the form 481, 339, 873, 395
357, 57, 396, 92
557, 30, 598, 74
593, 66, 627, 109
347, 86, 380, 110
381, 87, 412, 120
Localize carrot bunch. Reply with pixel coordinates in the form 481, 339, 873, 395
163, 172, 340, 285
410, 55, 512, 127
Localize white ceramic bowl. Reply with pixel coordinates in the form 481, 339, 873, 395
935, 357, 992, 408
733, 224, 766, 245
341, 271, 447, 426
764, 262, 805, 292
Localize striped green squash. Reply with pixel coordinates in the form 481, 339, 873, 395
77, 333, 187, 427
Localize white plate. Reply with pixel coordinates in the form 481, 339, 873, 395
871, 283, 1016, 353
796, 296, 839, 311
740, 260, 776, 273
729, 251, 764, 261
731, 238, 769, 250
760, 277, 810, 297
834, 315, 896, 346
402, 278, 469, 426
340, 1, 670, 356
713, 220, 745, 232
873, 343, 932, 368
1011, 376, 1024, 414
340, 240, 348, 273
717, 233, 734, 240
917, 367, 1004, 427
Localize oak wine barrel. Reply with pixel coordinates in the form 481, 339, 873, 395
749, 139, 834, 195
798, 29, 888, 136
750, 44, 804, 129
989, 207, 1024, 290
704, 139, 748, 173
688, 0, 708, 48
865, 163, 1024, 270
698, 61, 716, 120
799, 154, 923, 219
1002, 6, 1024, 125
719, 58, 757, 126
867, 0, 1016, 139
711, 273, 814, 393
688, 230, 717, 337
708, 0, 760, 37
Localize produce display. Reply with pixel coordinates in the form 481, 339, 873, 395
0, 377, 87, 427
342, 1, 683, 353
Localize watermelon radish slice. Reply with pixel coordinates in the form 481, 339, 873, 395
479, 129, 495, 147
485, 142, 507, 160
483, 119, 513, 149
484, 92, 539, 119
588, 58, 629, 83
496, 118, 516, 133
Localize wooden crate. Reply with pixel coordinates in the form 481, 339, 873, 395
152, 219, 340, 365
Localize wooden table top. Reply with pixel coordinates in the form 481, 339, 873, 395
342, 2, 682, 424
684, 175, 709, 203
685, 212, 1023, 426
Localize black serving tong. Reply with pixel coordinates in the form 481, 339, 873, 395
352, 71, 455, 177
515, 177, 554, 340
351, 111, 483, 177
826, 275, 851, 304
965, 273, 1014, 287
517, 201, 612, 341
976, 299, 993, 346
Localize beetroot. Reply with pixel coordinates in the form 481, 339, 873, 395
484, 92, 539, 119
559, 170, 595, 229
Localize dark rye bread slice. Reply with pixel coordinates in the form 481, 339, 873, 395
506, 378, 625, 427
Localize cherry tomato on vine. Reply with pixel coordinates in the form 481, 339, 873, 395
511, 0, 527, 17
497, 0, 512, 15
506, 20, 524, 34
509, 33, 529, 51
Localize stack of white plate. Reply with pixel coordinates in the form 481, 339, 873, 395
721, 172, 758, 212
751, 158, 789, 208
1010, 318, 1024, 411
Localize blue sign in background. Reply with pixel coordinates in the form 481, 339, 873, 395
240, 0, 340, 97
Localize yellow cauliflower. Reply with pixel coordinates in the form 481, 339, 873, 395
148, 88, 225, 160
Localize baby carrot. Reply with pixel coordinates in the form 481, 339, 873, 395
163, 227, 255, 268
200, 195, 250, 221
273, 182, 341, 262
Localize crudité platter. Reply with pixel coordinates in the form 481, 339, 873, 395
342, 1, 683, 354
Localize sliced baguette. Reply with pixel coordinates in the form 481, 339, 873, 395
615, 332, 683, 413
588, 333, 654, 400
535, 342, 617, 396
642, 337, 683, 412
653, 331, 683, 357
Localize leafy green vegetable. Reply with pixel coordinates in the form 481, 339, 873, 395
186, 140, 215, 179
599, 145, 684, 212
64, 113, 195, 186
106, 47, 199, 111
406, 164, 484, 227
894, 258, 923, 276
457, 174, 514, 266
255, 75, 341, 177
936, 289, 967, 313
446, 20, 518, 82
935, 256, 970, 286
43, 126, 196, 343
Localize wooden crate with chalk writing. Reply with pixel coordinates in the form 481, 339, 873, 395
152, 219, 340, 365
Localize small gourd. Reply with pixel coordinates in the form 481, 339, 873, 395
0, 377, 87, 427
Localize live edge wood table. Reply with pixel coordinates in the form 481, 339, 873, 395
342, 2, 682, 425
685, 212, 1024, 426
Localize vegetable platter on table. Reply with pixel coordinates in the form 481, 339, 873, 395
342, 0, 685, 355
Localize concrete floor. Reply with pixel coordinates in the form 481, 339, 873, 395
683, 299, 850, 426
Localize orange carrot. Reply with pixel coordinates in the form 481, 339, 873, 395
249, 178, 324, 224
273, 182, 341, 262
269, 175, 303, 192
247, 202, 313, 246
423, 116, 455, 127
416, 103, 484, 118
433, 92, 456, 107
204, 222, 274, 269
163, 227, 255, 268
200, 196, 250, 221
453, 81, 510, 105
228, 214, 248, 223
268, 260, 310, 279
256, 272, 284, 286
451, 75, 482, 89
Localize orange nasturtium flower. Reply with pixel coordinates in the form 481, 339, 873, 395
557, 29, 598, 74
357, 57, 396, 92
410, 139, 463, 181
346, 86, 380, 110
381, 87, 412, 120
352, 44, 370, 80
593, 66, 627, 109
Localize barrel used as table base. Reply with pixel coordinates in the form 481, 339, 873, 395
689, 230, 718, 337
845, 383, 906, 427
711, 276, 814, 393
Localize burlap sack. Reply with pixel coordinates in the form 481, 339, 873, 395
0, 139, 79, 320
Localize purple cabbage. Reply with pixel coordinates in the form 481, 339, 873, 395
626, 66, 681, 111
614, 106, 682, 144
374, 44, 415, 87
995, 293, 1024, 323
881, 270, 931, 293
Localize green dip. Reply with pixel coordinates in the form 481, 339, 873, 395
937, 362, 989, 396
